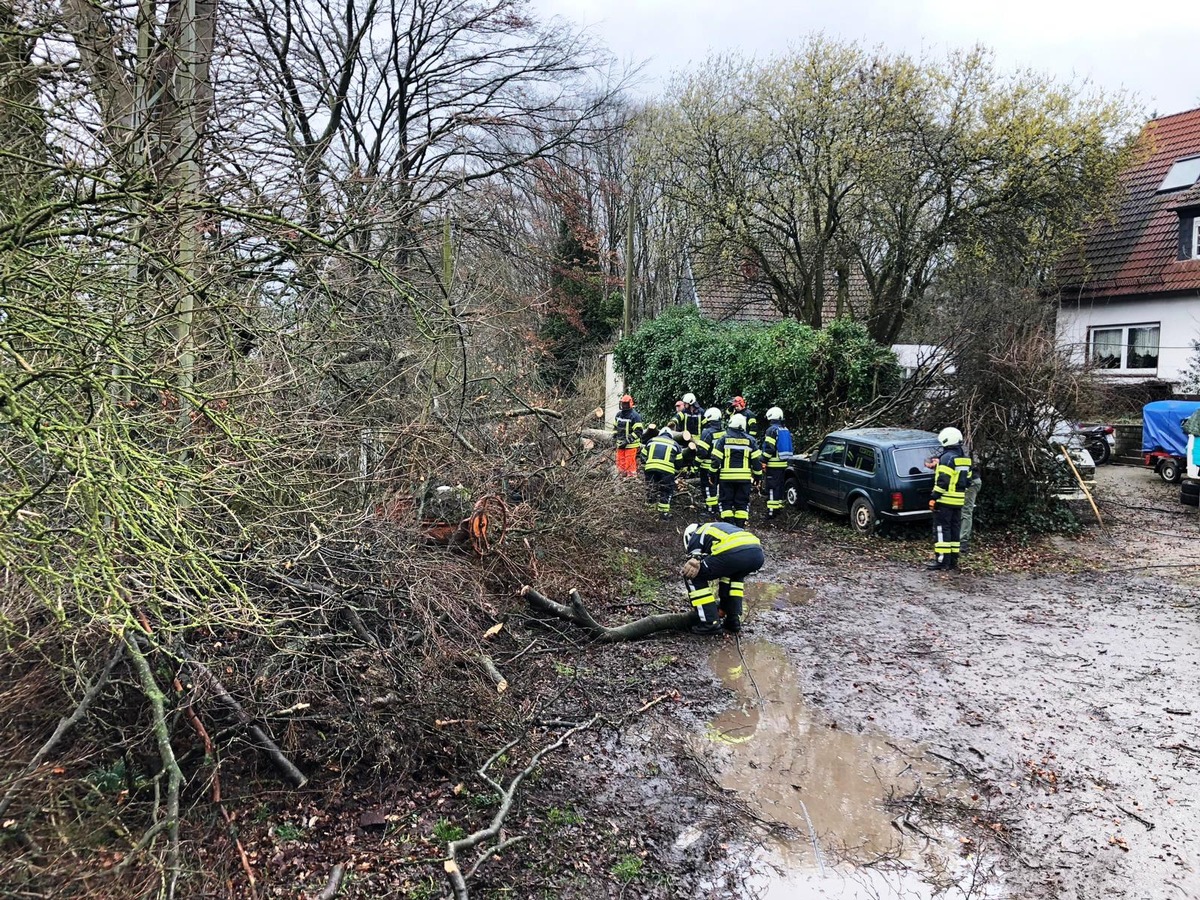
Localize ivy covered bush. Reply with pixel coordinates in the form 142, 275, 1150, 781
613, 306, 900, 443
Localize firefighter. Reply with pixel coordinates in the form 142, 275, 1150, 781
668, 392, 704, 442
727, 395, 759, 442
694, 407, 724, 518
760, 406, 792, 520
712, 412, 761, 525
612, 394, 644, 478
681, 521, 765, 635
641, 427, 683, 520
926, 427, 973, 571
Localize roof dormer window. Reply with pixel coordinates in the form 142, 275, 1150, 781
1158, 155, 1200, 192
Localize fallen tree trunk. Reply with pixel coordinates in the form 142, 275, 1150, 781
521, 586, 694, 641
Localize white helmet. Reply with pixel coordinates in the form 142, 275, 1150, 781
703, 407, 721, 423
682, 392, 697, 406
728, 413, 747, 431
683, 523, 699, 552
938, 426, 963, 447
766, 406, 783, 421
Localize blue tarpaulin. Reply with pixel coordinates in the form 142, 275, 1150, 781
1142, 400, 1200, 456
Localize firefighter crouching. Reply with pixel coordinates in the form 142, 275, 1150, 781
926, 427, 973, 571
713, 413, 761, 525
760, 406, 792, 520
694, 407, 724, 518
612, 394, 644, 477
641, 427, 684, 520
681, 522, 765, 635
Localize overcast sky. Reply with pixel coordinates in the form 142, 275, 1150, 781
532, 0, 1200, 119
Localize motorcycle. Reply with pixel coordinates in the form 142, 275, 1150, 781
1072, 423, 1115, 466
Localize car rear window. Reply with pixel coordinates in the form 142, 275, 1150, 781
893, 446, 940, 477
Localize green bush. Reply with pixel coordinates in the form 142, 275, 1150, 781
613, 306, 899, 443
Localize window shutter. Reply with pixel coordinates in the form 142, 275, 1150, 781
1180, 213, 1194, 261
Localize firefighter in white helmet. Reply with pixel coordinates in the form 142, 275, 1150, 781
926, 426, 973, 571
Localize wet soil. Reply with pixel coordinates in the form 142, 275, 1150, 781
229, 466, 1200, 898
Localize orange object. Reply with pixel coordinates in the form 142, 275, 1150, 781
616, 447, 639, 476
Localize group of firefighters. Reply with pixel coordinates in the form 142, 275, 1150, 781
612, 392, 793, 525
613, 392, 977, 635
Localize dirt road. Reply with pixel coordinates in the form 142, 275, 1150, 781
686, 464, 1200, 899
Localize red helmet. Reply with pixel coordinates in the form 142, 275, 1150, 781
675, 400, 686, 411
731, 396, 747, 411
619, 394, 634, 411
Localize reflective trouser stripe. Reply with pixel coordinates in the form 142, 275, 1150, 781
689, 586, 714, 606
727, 581, 744, 599
733, 509, 748, 524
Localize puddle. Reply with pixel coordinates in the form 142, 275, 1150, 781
745, 581, 817, 616
701, 639, 997, 899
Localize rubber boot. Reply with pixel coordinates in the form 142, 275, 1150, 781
925, 556, 947, 571
959, 538, 970, 557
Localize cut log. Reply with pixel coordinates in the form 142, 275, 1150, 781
521, 586, 695, 641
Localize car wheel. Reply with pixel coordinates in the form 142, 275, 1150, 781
1091, 441, 1111, 465
1160, 459, 1181, 483
784, 476, 805, 509
849, 496, 876, 535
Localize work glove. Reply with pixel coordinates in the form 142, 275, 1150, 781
681, 557, 702, 579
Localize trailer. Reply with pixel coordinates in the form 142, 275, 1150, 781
1142, 400, 1200, 483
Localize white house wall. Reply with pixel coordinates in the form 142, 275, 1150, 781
1057, 292, 1200, 385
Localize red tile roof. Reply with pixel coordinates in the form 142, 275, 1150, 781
1059, 108, 1200, 300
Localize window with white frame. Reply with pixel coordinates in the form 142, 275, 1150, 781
1193, 218, 1200, 260
1088, 323, 1160, 371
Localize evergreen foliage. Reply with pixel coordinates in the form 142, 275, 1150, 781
538, 219, 622, 388
613, 306, 899, 441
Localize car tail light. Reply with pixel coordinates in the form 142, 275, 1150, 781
891, 492, 903, 510
1104, 425, 1114, 434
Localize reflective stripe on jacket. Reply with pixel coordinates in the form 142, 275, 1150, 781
695, 424, 723, 471
762, 423, 788, 469
642, 434, 681, 474
612, 411, 644, 449
686, 521, 762, 556
668, 407, 702, 440
933, 446, 972, 507
713, 429, 761, 482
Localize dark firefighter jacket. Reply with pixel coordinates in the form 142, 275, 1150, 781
612, 409, 644, 449
641, 432, 682, 474
761, 423, 789, 469
932, 444, 973, 507
712, 427, 761, 482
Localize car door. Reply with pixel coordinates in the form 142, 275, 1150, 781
808, 438, 846, 510
840, 442, 879, 507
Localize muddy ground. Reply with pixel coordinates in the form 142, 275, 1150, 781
475, 464, 1200, 900
236, 465, 1200, 899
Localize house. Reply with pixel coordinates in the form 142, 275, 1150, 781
1057, 108, 1200, 387
680, 254, 871, 325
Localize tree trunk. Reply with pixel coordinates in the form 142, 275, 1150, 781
521, 586, 695, 640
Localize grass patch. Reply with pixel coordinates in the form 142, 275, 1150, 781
547, 806, 584, 826
273, 822, 304, 842
432, 818, 465, 842
611, 854, 644, 882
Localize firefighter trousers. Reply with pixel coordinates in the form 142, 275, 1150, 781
718, 480, 752, 525
932, 504, 962, 563
765, 466, 787, 517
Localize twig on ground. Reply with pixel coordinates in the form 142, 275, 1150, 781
1115, 804, 1155, 831
444, 715, 600, 900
